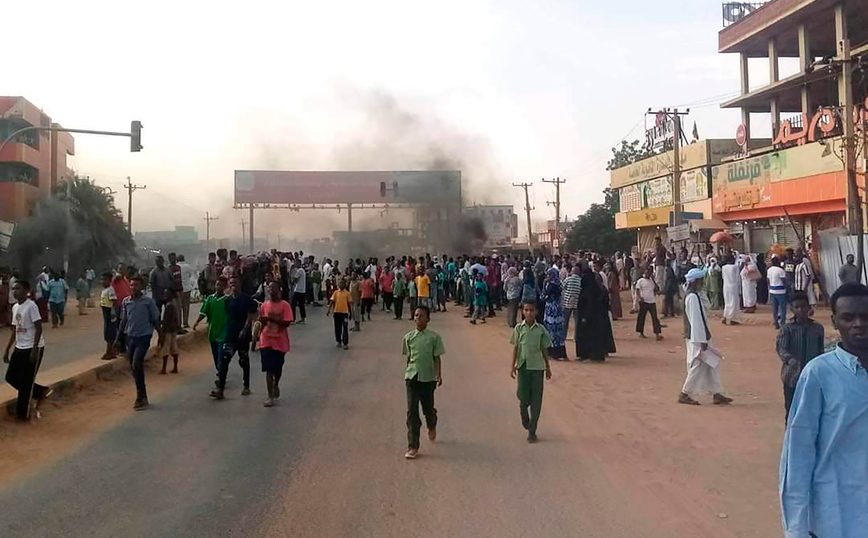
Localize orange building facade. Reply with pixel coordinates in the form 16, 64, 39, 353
0, 96, 75, 223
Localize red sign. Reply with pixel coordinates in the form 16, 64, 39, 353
773, 107, 837, 146
735, 124, 747, 147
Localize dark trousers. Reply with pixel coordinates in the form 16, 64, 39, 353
333, 313, 349, 344
292, 292, 306, 321
517, 366, 544, 434
406, 377, 437, 449
663, 290, 676, 317
219, 340, 251, 389
361, 298, 374, 318
507, 298, 520, 328
783, 383, 797, 424
49, 301, 65, 326
383, 292, 394, 311
127, 335, 151, 399
409, 297, 418, 316
5, 347, 48, 419
209, 341, 223, 372
636, 302, 661, 335
394, 294, 405, 319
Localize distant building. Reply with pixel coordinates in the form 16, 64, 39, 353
0, 96, 75, 222
463, 205, 518, 247
135, 226, 200, 248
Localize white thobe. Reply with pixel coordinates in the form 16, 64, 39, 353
740, 263, 757, 308
682, 293, 723, 396
721, 264, 741, 322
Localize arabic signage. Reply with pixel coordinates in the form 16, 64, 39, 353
620, 184, 642, 212
645, 176, 673, 208
0, 219, 14, 252
611, 139, 742, 188
667, 223, 691, 242
773, 107, 837, 146
646, 112, 674, 152
624, 206, 672, 228
680, 168, 709, 203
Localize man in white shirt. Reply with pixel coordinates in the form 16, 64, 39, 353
177, 254, 194, 329
291, 260, 307, 323
3, 280, 51, 420
635, 266, 663, 341
767, 256, 789, 329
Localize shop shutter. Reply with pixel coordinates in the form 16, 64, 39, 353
774, 222, 805, 249
751, 227, 775, 254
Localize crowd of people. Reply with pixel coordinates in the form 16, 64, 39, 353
4, 237, 868, 536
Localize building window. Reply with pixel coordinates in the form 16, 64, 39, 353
0, 120, 39, 150
0, 163, 39, 186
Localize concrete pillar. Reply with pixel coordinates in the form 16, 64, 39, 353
769, 38, 781, 134
740, 52, 751, 141
798, 24, 812, 116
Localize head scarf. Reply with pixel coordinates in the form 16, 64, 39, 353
685, 268, 707, 283
507, 267, 518, 278
547, 266, 561, 285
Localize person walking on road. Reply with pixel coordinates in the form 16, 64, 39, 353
510, 300, 553, 443
402, 305, 445, 460
177, 254, 194, 328
99, 272, 118, 361
542, 268, 567, 360
561, 266, 581, 337
193, 277, 229, 376
721, 255, 741, 325
740, 255, 760, 314
776, 291, 824, 422
290, 260, 307, 324
158, 289, 181, 375
258, 282, 293, 408
46, 271, 68, 328
327, 278, 352, 349
349, 272, 362, 332
360, 272, 375, 321
116, 275, 160, 410
470, 271, 488, 325
779, 282, 868, 538
678, 268, 733, 406
3, 280, 51, 421
392, 271, 406, 320
148, 256, 172, 314
635, 266, 663, 341
75, 272, 90, 316
211, 276, 257, 399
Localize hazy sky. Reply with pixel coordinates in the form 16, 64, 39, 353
8, 0, 784, 241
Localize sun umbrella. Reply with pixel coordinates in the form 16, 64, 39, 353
709, 231, 733, 244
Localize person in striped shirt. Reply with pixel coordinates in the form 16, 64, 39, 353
776, 291, 824, 422
561, 266, 582, 339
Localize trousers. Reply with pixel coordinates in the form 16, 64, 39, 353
126, 335, 152, 399
219, 340, 251, 389
292, 292, 306, 321
517, 366, 544, 434
636, 302, 662, 335
771, 294, 788, 326
406, 377, 437, 449
333, 313, 349, 344
5, 347, 48, 419
393, 294, 405, 319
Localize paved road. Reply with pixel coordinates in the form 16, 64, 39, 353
0, 303, 780, 537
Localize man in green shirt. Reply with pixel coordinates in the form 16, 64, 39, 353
510, 300, 553, 443
193, 276, 228, 378
402, 305, 445, 459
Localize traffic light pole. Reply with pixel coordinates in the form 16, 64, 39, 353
0, 122, 143, 154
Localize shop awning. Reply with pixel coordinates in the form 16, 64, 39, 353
688, 219, 728, 231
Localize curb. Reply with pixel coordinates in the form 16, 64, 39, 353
3, 329, 207, 415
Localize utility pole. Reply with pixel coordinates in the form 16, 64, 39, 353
837, 37, 863, 278
241, 218, 247, 246
647, 108, 689, 227
204, 212, 219, 253
512, 182, 535, 255
124, 177, 147, 232
542, 177, 566, 255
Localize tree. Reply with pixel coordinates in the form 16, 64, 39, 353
565, 188, 635, 255
606, 139, 655, 171
8, 176, 134, 276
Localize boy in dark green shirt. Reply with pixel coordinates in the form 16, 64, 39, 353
193, 276, 228, 376
402, 305, 445, 459
510, 300, 553, 443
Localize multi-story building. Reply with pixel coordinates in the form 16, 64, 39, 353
716, 0, 868, 252
0, 96, 75, 222
612, 139, 741, 251
463, 204, 518, 247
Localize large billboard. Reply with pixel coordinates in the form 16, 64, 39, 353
234, 170, 461, 206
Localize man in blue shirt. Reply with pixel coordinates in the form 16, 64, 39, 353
116, 275, 160, 410
780, 282, 868, 538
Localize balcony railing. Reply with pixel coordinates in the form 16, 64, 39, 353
722, 2, 769, 27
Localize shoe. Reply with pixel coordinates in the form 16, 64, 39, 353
336, 342, 343, 348
655, 334, 663, 341
210, 389, 224, 400
428, 427, 437, 441
171, 369, 178, 374
404, 448, 418, 459
678, 393, 701, 406
638, 333, 647, 338
713, 394, 733, 405
273, 385, 280, 399
263, 398, 275, 408
470, 320, 476, 325
38, 388, 53, 403
343, 344, 349, 350
527, 432, 538, 443
133, 398, 149, 411
241, 387, 251, 396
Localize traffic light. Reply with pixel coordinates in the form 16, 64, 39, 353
130, 120, 143, 152
380, 181, 386, 197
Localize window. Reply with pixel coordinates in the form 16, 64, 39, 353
0, 163, 39, 186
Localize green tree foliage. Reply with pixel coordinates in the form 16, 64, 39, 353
8, 176, 134, 276
606, 139, 655, 171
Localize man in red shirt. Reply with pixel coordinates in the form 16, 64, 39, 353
379, 269, 394, 313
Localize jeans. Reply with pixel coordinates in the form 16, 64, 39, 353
383, 291, 394, 311
663, 290, 676, 317
219, 340, 250, 389
292, 292, 306, 321
517, 366, 544, 435
636, 302, 662, 335
6, 347, 48, 419
406, 377, 437, 449
126, 335, 151, 399
472, 304, 486, 321
49, 301, 65, 326
209, 341, 223, 372
771, 293, 788, 326
507, 298, 520, 327
333, 313, 349, 344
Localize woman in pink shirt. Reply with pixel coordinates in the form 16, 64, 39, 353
258, 282, 293, 408
360, 273, 375, 321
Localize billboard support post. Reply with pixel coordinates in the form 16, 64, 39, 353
249, 205, 255, 252
347, 203, 353, 233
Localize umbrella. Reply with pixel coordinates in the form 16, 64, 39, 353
470, 263, 489, 276
709, 231, 733, 244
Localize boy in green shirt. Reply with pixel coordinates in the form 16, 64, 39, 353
193, 276, 228, 377
510, 300, 553, 443
402, 305, 445, 459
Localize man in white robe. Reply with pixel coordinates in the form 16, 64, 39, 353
679, 268, 734, 406
740, 256, 758, 313
721, 256, 741, 325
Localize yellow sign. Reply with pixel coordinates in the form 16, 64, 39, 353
611, 140, 741, 188
620, 206, 673, 229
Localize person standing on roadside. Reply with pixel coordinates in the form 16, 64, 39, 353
402, 305, 445, 460
360, 272, 375, 321
116, 275, 160, 410
99, 272, 118, 361
768, 256, 789, 329
504, 266, 523, 328
393, 271, 407, 320
561, 266, 581, 337
211, 276, 257, 399
653, 237, 667, 293
258, 282, 293, 408
838, 253, 861, 286
203, 252, 219, 295
3, 280, 51, 421
34, 267, 50, 322
75, 271, 90, 316
721, 255, 741, 325
678, 268, 732, 406
510, 300, 553, 443
776, 291, 824, 422
46, 271, 68, 328
290, 259, 307, 324
149, 255, 172, 315
780, 282, 868, 538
